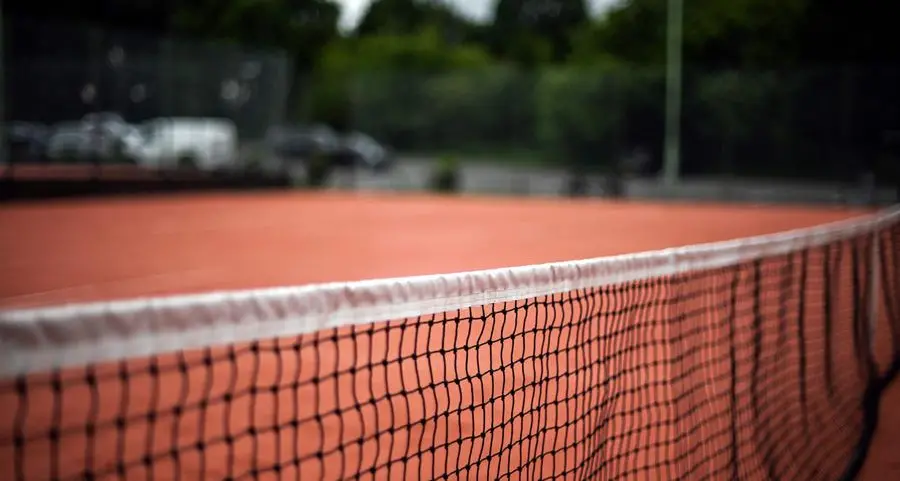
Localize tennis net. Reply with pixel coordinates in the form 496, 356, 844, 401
1, 208, 898, 481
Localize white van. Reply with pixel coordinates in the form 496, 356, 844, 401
125, 117, 238, 172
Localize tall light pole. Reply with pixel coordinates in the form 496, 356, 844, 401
662, 0, 683, 185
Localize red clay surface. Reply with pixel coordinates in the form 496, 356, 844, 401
0, 192, 896, 480
0, 192, 880, 309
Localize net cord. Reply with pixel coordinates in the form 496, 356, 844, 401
1, 206, 898, 378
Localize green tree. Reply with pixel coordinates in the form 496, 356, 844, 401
356, 0, 427, 36
536, 67, 627, 171
567, 22, 623, 67
596, 0, 806, 68
171, 0, 341, 123
490, 0, 589, 63
312, 28, 495, 144
172, 0, 340, 71
796, 0, 898, 66
692, 71, 776, 176
356, 0, 482, 45
424, 67, 537, 151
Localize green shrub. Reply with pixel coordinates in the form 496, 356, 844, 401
430, 156, 460, 193
535, 66, 665, 176
535, 68, 627, 174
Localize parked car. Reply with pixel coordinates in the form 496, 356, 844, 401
265, 124, 340, 160
45, 121, 139, 162
336, 131, 394, 172
7, 121, 51, 161
265, 124, 393, 172
41, 112, 144, 163
82, 112, 129, 133
124, 117, 239, 172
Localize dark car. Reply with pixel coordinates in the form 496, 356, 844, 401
265, 124, 340, 160
334, 132, 394, 172
45, 121, 138, 162
7, 122, 51, 162
265, 125, 393, 172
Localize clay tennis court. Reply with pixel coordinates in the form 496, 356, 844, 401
0, 192, 897, 480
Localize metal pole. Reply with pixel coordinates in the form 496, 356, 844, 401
662, 0, 683, 185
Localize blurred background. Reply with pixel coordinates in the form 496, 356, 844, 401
1, 0, 898, 204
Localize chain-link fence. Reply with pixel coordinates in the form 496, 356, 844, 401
8, 17, 292, 137
681, 67, 900, 183
325, 67, 899, 186
3, 17, 898, 203
3, 16, 292, 191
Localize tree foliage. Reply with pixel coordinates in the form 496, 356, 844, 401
490, 0, 589, 63
171, 0, 340, 70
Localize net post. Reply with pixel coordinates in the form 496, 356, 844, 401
868, 230, 880, 352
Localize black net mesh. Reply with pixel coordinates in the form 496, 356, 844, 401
0, 225, 898, 480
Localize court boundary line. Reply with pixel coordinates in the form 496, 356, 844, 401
1, 206, 897, 377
